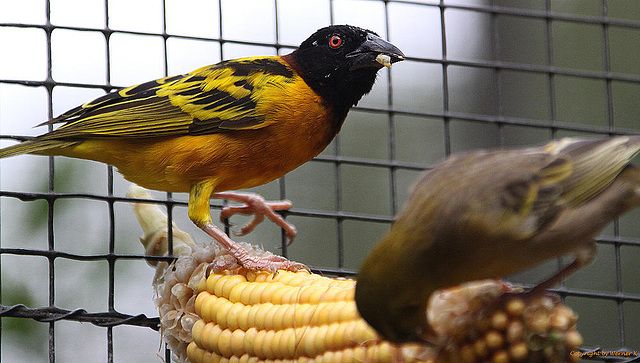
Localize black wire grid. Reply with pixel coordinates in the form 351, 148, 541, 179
1, 0, 640, 362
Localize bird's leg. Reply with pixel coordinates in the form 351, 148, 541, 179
526, 243, 597, 297
214, 191, 297, 242
189, 184, 305, 272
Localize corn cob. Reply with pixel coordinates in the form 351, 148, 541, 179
187, 268, 434, 362
155, 245, 434, 362
129, 185, 583, 363
430, 282, 583, 363
128, 185, 195, 265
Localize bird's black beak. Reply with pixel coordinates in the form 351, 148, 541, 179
347, 33, 405, 70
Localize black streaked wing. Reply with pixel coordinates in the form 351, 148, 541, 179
38, 57, 296, 140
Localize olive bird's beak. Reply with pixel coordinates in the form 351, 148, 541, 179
347, 33, 405, 70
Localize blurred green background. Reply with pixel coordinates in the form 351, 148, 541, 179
1, 0, 640, 361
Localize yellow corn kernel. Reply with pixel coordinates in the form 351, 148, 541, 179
282, 274, 307, 287
217, 328, 234, 358
187, 341, 204, 363
191, 320, 206, 350
209, 298, 230, 324
262, 330, 279, 359
206, 274, 224, 296
225, 302, 245, 331
260, 281, 287, 304
230, 329, 246, 357
269, 304, 289, 331
208, 324, 226, 355
195, 291, 212, 317
248, 283, 270, 305
221, 275, 249, 298
300, 325, 321, 357
237, 282, 259, 305
257, 303, 278, 330
246, 305, 263, 331
268, 284, 290, 304
201, 295, 220, 323
251, 329, 268, 359
243, 327, 258, 357
214, 299, 235, 329
294, 304, 316, 328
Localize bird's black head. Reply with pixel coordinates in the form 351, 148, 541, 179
289, 25, 404, 116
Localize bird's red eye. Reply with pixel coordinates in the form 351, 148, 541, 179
329, 35, 342, 48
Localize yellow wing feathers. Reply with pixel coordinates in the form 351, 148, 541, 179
500, 136, 640, 237
37, 57, 297, 140
547, 136, 640, 206
411, 136, 640, 241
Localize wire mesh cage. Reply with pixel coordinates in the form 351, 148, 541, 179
1, 0, 640, 362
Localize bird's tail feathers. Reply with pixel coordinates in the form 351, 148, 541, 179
0, 139, 77, 159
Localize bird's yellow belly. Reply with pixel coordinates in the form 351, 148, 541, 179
57, 122, 334, 193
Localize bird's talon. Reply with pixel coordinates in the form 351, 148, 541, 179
230, 228, 245, 237
234, 253, 307, 273
206, 256, 240, 276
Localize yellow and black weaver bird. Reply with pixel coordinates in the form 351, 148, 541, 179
355, 135, 640, 343
0, 25, 404, 271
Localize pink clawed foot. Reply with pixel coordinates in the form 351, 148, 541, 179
233, 253, 307, 273
214, 192, 297, 242
201, 223, 307, 273
207, 252, 308, 275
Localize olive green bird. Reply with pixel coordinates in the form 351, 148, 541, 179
355, 135, 640, 343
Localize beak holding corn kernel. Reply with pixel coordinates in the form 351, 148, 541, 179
376, 54, 393, 68
129, 185, 583, 363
